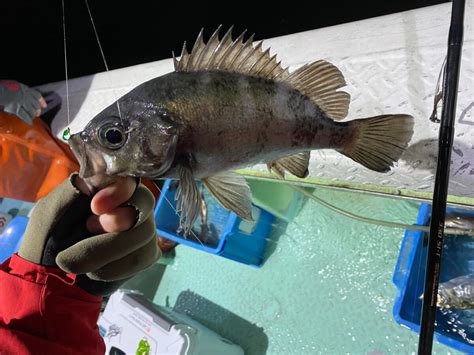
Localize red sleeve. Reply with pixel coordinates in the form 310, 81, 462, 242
0, 254, 105, 355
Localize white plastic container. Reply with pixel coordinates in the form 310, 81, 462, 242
98, 290, 244, 355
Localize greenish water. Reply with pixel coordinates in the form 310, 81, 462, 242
144, 184, 462, 354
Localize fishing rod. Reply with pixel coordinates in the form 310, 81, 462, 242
418, 0, 465, 353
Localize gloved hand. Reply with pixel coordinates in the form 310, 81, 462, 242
0, 80, 47, 124
18, 174, 161, 296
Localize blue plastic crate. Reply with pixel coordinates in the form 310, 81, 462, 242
393, 204, 474, 353
154, 179, 275, 267
0, 216, 28, 263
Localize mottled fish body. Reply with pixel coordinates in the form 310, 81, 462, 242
112, 70, 350, 179
69, 26, 414, 233
445, 214, 474, 235
437, 274, 474, 309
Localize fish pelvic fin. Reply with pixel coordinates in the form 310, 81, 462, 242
341, 114, 414, 172
202, 171, 253, 221
174, 26, 289, 80
175, 165, 202, 236
267, 151, 310, 179
287, 60, 350, 121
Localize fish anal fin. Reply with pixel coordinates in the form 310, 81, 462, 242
202, 171, 253, 221
287, 60, 350, 121
176, 165, 201, 236
268, 152, 310, 179
267, 162, 285, 179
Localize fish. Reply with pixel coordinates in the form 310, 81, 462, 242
437, 274, 474, 309
69, 26, 414, 234
445, 213, 474, 235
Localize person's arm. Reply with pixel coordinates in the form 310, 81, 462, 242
0, 255, 104, 354
0, 174, 160, 354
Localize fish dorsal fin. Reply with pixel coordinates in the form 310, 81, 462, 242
287, 60, 350, 121
267, 151, 310, 179
174, 27, 349, 120
173, 26, 290, 80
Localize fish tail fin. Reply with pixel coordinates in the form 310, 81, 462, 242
341, 114, 414, 172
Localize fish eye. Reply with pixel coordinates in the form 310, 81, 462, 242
99, 124, 126, 149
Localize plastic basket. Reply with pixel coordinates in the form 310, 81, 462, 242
392, 204, 474, 353
154, 179, 275, 267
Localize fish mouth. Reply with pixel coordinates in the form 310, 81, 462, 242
69, 133, 107, 178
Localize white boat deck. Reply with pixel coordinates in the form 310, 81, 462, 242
40, 0, 474, 206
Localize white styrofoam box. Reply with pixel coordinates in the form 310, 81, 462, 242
98, 290, 244, 355
38, 0, 474, 203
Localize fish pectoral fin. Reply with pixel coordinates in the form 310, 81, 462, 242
176, 165, 201, 236
267, 151, 310, 179
202, 171, 253, 221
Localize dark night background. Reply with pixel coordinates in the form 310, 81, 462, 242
1, 0, 448, 87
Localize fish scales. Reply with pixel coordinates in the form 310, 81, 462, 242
148, 71, 346, 178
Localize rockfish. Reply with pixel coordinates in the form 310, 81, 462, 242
69, 26, 414, 233
445, 213, 474, 235
437, 274, 474, 310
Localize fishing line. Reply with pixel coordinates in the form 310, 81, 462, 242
430, 56, 447, 123
61, 0, 71, 139
82, 0, 223, 258
289, 185, 474, 237
83, 0, 123, 121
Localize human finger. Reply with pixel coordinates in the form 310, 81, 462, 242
27, 87, 42, 101
91, 177, 137, 215
24, 100, 38, 119
72, 174, 94, 195
17, 106, 34, 124
38, 96, 47, 108
86, 206, 137, 234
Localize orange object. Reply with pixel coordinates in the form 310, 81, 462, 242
0, 112, 159, 202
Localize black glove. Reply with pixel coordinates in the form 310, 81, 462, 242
18, 174, 161, 296
0, 80, 44, 124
